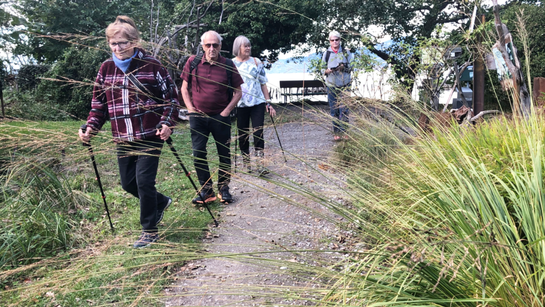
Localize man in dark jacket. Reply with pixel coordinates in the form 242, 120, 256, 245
180, 30, 243, 204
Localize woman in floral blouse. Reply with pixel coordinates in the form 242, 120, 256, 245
232, 35, 276, 176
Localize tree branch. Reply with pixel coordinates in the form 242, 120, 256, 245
152, 21, 206, 57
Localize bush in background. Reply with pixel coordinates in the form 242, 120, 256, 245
37, 46, 108, 120
4, 46, 107, 121
3, 90, 73, 121
16, 64, 50, 91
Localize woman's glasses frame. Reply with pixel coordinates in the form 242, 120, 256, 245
109, 41, 131, 48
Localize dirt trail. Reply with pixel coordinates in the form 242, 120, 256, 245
165, 106, 349, 306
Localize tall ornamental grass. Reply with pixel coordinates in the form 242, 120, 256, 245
0, 162, 91, 269
322, 103, 545, 306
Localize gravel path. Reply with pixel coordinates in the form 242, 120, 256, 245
165, 106, 350, 306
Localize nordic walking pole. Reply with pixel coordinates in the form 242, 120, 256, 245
234, 120, 238, 173
269, 114, 287, 162
165, 136, 219, 227
80, 125, 115, 233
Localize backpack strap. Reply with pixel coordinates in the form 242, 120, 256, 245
125, 59, 162, 104
189, 54, 202, 73
127, 73, 154, 98
224, 58, 234, 101
187, 53, 203, 83
325, 50, 331, 64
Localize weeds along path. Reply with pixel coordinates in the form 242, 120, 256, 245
165, 105, 353, 306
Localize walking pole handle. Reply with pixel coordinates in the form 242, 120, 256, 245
80, 124, 90, 147
80, 124, 98, 147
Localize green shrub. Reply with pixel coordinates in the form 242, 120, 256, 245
325, 107, 545, 306
485, 71, 512, 112
37, 46, 109, 120
3, 90, 73, 120
17, 64, 50, 91
16, 64, 50, 91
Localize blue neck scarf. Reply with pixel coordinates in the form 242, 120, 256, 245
112, 50, 138, 73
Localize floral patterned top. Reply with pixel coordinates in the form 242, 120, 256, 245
233, 56, 268, 108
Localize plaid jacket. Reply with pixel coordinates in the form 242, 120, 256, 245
86, 49, 179, 142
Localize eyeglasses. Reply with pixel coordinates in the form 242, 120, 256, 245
204, 43, 220, 49
329, 38, 340, 42
109, 41, 130, 48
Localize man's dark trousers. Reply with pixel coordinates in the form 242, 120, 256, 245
189, 113, 231, 188
327, 85, 350, 134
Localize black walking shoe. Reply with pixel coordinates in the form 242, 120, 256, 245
192, 187, 217, 204
257, 167, 269, 177
156, 197, 172, 224
255, 150, 269, 177
218, 185, 234, 204
133, 232, 158, 248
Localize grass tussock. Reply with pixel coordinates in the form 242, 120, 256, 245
320, 96, 545, 306
1, 161, 91, 268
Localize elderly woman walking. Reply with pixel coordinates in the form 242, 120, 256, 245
79, 16, 179, 248
232, 35, 276, 175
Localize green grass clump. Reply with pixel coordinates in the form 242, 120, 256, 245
0, 162, 91, 269
322, 102, 545, 306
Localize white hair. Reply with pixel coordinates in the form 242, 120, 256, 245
232, 35, 251, 56
329, 30, 341, 40
200, 31, 223, 45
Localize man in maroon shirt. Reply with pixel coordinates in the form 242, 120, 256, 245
181, 30, 243, 204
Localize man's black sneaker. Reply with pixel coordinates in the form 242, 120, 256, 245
156, 197, 172, 224
133, 232, 158, 248
192, 188, 217, 204
218, 185, 234, 203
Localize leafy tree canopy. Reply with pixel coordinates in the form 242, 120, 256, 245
217, 0, 323, 62
500, 2, 545, 80
305, 0, 476, 90
11, 0, 157, 63
10, 0, 322, 65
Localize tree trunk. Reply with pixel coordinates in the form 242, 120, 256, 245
492, 0, 531, 117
